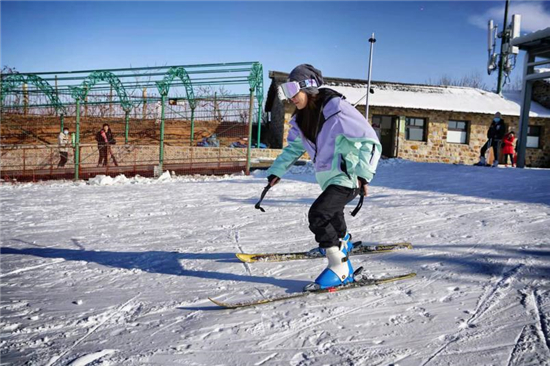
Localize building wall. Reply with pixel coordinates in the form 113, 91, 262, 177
274, 100, 550, 168
266, 95, 286, 148
365, 106, 549, 167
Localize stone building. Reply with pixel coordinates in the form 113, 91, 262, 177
264, 71, 550, 167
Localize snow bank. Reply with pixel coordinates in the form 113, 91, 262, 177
84, 171, 243, 186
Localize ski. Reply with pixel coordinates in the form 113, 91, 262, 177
209, 272, 417, 309
236, 241, 412, 263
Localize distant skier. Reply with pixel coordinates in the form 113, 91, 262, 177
96, 123, 118, 167
476, 112, 506, 167
57, 127, 71, 167
265, 64, 381, 290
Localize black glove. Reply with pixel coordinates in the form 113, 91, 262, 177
267, 174, 280, 186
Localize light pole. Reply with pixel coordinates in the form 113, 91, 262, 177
365, 33, 376, 121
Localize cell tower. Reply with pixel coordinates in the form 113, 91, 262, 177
487, 0, 521, 94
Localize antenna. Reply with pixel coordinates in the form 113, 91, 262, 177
511, 14, 521, 54
488, 20, 494, 53
487, 20, 498, 75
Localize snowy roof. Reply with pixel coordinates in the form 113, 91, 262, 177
510, 27, 550, 53
322, 83, 550, 118
267, 71, 550, 118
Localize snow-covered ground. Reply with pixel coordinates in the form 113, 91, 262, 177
1, 160, 549, 366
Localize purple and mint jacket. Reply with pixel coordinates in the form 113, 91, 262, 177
267, 91, 382, 191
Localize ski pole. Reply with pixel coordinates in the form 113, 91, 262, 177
350, 190, 364, 217
255, 184, 272, 212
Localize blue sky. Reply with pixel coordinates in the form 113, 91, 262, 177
2, 1, 550, 92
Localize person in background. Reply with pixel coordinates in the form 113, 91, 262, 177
57, 127, 71, 167
96, 123, 118, 167
476, 112, 506, 167
265, 64, 382, 291
502, 131, 516, 168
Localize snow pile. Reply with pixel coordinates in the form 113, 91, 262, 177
88, 174, 131, 186
87, 173, 174, 186
86, 171, 242, 186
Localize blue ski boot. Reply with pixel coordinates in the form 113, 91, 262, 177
304, 234, 355, 291
308, 233, 354, 257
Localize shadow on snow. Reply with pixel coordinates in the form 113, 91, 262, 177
0, 246, 310, 293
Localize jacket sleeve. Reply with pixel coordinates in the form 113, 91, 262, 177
337, 135, 382, 183
266, 124, 306, 178
496, 121, 506, 139
101, 131, 109, 143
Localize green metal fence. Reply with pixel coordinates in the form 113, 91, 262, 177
1, 62, 265, 180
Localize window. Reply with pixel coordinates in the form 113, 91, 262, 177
447, 120, 469, 144
527, 126, 542, 148
405, 117, 426, 141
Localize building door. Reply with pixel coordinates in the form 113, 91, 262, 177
372, 115, 397, 158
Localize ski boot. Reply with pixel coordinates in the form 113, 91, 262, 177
491, 160, 499, 167
304, 234, 358, 291
474, 156, 486, 166
307, 233, 354, 257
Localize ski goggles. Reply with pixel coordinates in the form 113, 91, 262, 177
278, 79, 318, 100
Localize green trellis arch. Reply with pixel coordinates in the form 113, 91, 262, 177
155, 67, 197, 163
1, 74, 66, 116
248, 62, 264, 103
69, 70, 132, 112
155, 67, 196, 105
248, 62, 264, 148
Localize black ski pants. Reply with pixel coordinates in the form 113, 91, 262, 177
308, 185, 360, 249
58, 151, 68, 167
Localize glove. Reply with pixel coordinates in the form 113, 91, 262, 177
358, 177, 368, 197
267, 174, 280, 187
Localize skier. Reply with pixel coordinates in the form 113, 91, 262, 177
57, 127, 71, 167
476, 112, 506, 167
265, 64, 381, 290
96, 124, 118, 167
502, 131, 516, 167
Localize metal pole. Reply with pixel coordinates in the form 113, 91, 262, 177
516, 52, 535, 169
256, 104, 262, 148
142, 88, 147, 120
23, 83, 29, 115
74, 99, 81, 180
365, 33, 376, 122
190, 108, 195, 145
245, 89, 255, 175
55, 75, 59, 117
159, 95, 166, 170
109, 86, 113, 117
124, 111, 130, 144
84, 95, 88, 117
496, 0, 510, 95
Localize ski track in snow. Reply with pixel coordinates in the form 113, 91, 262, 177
419, 263, 524, 366
1, 161, 549, 365
44, 294, 140, 366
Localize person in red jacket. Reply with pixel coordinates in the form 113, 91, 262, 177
96, 124, 118, 167
502, 131, 516, 167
